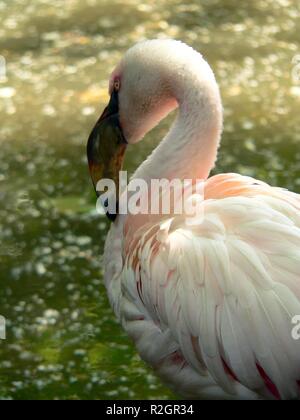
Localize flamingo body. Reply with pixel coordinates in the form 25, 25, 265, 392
91, 40, 300, 399
104, 173, 300, 399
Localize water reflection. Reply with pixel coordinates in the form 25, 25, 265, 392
0, 0, 299, 400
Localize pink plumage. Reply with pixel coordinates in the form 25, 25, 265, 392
99, 40, 300, 400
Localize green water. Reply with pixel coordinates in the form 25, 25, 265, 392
0, 0, 299, 400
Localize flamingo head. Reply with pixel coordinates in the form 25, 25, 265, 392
87, 40, 182, 219
87, 39, 212, 220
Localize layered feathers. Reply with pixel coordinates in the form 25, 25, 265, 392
104, 174, 300, 399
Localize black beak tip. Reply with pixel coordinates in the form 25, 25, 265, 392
103, 198, 119, 223
106, 212, 118, 222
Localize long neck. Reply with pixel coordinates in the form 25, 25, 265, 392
133, 61, 223, 183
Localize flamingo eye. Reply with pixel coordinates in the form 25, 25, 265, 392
114, 79, 120, 92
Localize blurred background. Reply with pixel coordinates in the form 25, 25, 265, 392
0, 0, 300, 400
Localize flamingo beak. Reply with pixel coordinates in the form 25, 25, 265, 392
87, 89, 127, 221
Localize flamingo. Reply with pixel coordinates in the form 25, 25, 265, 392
87, 39, 300, 400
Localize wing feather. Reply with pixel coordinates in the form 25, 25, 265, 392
119, 174, 300, 399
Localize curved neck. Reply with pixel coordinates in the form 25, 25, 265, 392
133, 62, 223, 183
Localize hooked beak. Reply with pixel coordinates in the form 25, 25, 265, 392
87, 88, 127, 222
